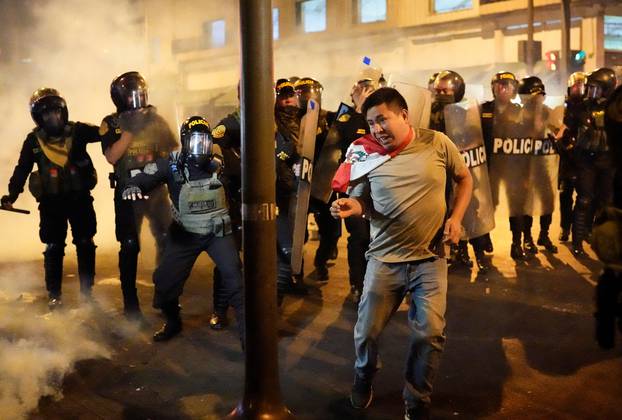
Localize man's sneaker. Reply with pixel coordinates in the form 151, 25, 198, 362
209, 312, 228, 330
350, 375, 373, 409
48, 296, 63, 311
405, 405, 430, 420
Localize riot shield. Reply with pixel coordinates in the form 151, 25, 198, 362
487, 101, 529, 216
291, 99, 320, 275
310, 103, 351, 203
521, 98, 563, 216
443, 100, 495, 239
392, 81, 431, 129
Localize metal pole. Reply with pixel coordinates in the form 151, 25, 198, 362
560, 0, 571, 85
229, 0, 293, 418
527, 0, 535, 75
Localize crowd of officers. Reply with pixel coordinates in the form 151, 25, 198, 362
1, 65, 621, 344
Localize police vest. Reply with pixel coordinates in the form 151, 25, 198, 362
172, 172, 232, 237
29, 123, 97, 199
576, 101, 609, 152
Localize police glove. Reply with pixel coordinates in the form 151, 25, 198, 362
121, 185, 149, 201
1, 194, 14, 208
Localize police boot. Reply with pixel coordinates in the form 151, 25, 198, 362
510, 242, 526, 260
474, 250, 490, 273
595, 270, 618, 349
523, 216, 538, 255
153, 301, 182, 342
559, 228, 571, 242
76, 238, 96, 298
209, 311, 228, 330
537, 232, 558, 253
484, 233, 494, 253
456, 240, 472, 267
119, 239, 141, 316
44, 243, 65, 309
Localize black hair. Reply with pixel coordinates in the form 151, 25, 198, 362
361, 87, 408, 117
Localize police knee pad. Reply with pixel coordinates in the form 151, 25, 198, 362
44, 243, 65, 257
120, 238, 140, 256
75, 237, 96, 250
576, 196, 592, 209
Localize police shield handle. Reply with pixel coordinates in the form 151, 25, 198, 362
291, 99, 320, 275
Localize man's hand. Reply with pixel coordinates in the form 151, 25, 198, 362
1, 195, 14, 209
443, 217, 462, 245
330, 197, 363, 219
122, 185, 149, 201
351, 84, 375, 113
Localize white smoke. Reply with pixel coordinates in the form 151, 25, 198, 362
0, 266, 112, 420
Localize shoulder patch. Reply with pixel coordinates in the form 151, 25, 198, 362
99, 121, 109, 136
212, 124, 226, 139
316, 127, 323, 135
356, 128, 366, 135
338, 113, 351, 123
482, 112, 493, 118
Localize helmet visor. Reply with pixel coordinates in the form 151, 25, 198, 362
127, 89, 148, 110
187, 132, 213, 156
585, 84, 602, 100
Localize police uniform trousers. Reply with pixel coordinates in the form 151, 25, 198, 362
39, 191, 97, 297
114, 183, 171, 310
152, 222, 244, 336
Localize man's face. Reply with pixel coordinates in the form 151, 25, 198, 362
493, 81, 516, 104
366, 103, 410, 151
276, 94, 298, 108
42, 108, 64, 134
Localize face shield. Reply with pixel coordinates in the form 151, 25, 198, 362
127, 88, 148, 110
41, 107, 65, 136
186, 131, 213, 157
492, 80, 517, 102
585, 84, 603, 100
296, 85, 322, 110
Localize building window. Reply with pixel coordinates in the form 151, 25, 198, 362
605, 16, 622, 51
357, 0, 386, 23
433, 0, 472, 14
203, 19, 226, 48
273, 8, 279, 40
297, 0, 326, 33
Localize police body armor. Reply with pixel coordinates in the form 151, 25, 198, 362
28, 123, 97, 200
171, 165, 231, 237
576, 99, 609, 153
444, 100, 495, 239
114, 107, 176, 186
521, 100, 563, 216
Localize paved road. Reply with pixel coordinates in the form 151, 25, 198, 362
1, 220, 620, 420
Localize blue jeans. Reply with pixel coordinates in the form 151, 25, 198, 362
353, 256, 447, 410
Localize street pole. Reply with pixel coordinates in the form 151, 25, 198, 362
228, 0, 294, 419
527, 0, 534, 75
560, 0, 571, 86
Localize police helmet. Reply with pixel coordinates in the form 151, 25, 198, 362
433, 70, 465, 103
295, 77, 323, 109
180, 116, 213, 166
275, 78, 295, 98
518, 76, 545, 96
110, 71, 148, 112
567, 71, 587, 99
586, 68, 617, 99
29, 87, 68, 136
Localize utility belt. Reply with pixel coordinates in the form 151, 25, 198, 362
29, 164, 97, 200
171, 209, 232, 237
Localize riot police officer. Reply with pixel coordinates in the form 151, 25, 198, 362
122, 116, 244, 342
100, 71, 177, 319
2, 88, 100, 309
517, 76, 559, 254
295, 77, 340, 281
210, 85, 242, 330
558, 72, 587, 242
481, 71, 523, 260
569, 68, 616, 256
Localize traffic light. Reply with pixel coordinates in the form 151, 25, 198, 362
545, 50, 559, 71
570, 49, 586, 72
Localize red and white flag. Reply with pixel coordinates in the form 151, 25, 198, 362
332, 128, 413, 193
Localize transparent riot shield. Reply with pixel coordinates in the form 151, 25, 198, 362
392, 81, 431, 129
520, 97, 563, 216
444, 100, 495, 239
487, 101, 529, 216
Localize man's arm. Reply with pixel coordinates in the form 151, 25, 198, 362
4, 137, 36, 204
330, 196, 364, 219
104, 131, 133, 165
444, 166, 472, 244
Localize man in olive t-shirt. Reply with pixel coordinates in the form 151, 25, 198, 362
331, 87, 472, 420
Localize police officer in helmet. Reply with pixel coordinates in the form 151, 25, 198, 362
2, 88, 100, 309
122, 116, 244, 343
100, 71, 177, 320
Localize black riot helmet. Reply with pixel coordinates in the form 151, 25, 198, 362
180, 116, 213, 167
586, 68, 617, 100
295, 77, 323, 110
29, 87, 68, 136
110, 71, 148, 112
518, 76, 545, 96
275, 78, 295, 98
433, 70, 465, 103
